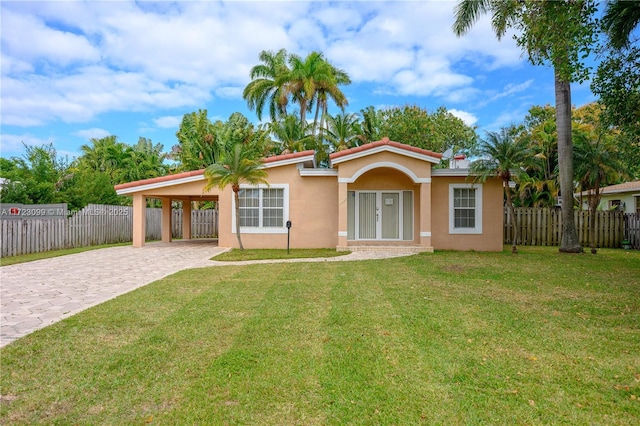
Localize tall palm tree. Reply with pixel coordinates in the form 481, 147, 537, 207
573, 124, 625, 254
243, 49, 290, 122
453, 0, 598, 253
204, 143, 268, 250
601, 0, 640, 49
471, 128, 532, 253
285, 52, 351, 131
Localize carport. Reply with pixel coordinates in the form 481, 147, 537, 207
115, 170, 220, 247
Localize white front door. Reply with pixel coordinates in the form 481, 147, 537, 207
354, 191, 410, 240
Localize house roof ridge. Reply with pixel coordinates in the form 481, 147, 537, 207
329, 137, 442, 161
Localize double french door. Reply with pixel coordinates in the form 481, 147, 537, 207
347, 191, 413, 240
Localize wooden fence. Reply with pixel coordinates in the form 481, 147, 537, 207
1, 204, 218, 257
503, 208, 639, 249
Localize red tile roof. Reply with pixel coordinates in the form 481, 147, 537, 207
114, 169, 205, 191
114, 150, 316, 192
329, 137, 442, 161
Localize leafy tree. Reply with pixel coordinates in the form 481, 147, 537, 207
204, 143, 268, 250
454, 0, 599, 253
377, 105, 478, 155
471, 127, 532, 253
171, 110, 218, 171
243, 49, 291, 122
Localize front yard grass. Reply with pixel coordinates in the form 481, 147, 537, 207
1, 247, 638, 424
213, 248, 349, 261
0, 242, 131, 267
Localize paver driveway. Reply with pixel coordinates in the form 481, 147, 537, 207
1, 241, 416, 347
0, 240, 226, 347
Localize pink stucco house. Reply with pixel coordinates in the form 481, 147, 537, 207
115, 138, 504, 252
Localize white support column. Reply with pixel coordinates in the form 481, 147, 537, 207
337, 181, 348, 248
132, 194, 146, 248
161, 198, 172, 243
420, 182, 432, 248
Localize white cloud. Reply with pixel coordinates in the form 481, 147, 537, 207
72, 128, 111, 139
449, 109, 478, 126
0, 133, 52, 156
153, 116, 182, 129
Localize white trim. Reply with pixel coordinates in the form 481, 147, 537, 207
299, 168, 339, 177
431, 168, 474, 177
449, 183, 483, 235
331, 145, 440, 165
420, 232, 432, 237
115, 174, 205, 195
231, 184, 289, 234
338, 231, 348, 237
262, 154, 315, 169
339, 162, 431, 184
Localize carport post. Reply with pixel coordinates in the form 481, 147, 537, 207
132, 194, 146, 248
161, 198, 172, 243
182, 200, 192, 240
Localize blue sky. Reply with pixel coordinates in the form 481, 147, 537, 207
1, 0, 599, 160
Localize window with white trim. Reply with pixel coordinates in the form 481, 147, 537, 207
233, 185, 288, 234
449, 184, 482, 234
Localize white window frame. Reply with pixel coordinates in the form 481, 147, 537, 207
231, 184, 289, 234
449, 183, 483, 235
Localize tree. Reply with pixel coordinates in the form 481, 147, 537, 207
203, 143, 268, 250
171, 110, 218, 171
243, 49, 291, 122
324, 111, 361, 152
377, 105, 478, 155
573, 105, 627, 253
601, 0, 640, 49
453, 0, 599, 253
285, 51, 350, 129
471, 127, 532, 253
357, 106, 382, 144
268, 115, 315, 155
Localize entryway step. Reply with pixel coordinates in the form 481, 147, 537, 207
337, 246, 433, 253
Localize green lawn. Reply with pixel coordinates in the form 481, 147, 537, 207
213, 248, 349, 261
0, 242, 131, 267
1, 247, 639, 424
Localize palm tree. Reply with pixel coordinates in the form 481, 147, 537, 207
471, 128, 532, 253
453, 0, 597, 253
243, 49, 290, 122
573, 124, 625, 254
269, 115, 315, 154
204, 143, 268, 250
324, 112, 361, 152
601, 0, 640, 49
285, 52, 351, 130
357, 106, 382, 144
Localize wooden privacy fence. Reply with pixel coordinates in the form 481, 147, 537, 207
625, 213, 640, 250
1, 204, 218, 257
503, 207, 634, 248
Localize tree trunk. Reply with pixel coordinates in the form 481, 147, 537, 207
505, 180, 518, 253
554, 72, 582, 253
234, 190, 244, 250
589, 187, 600, 254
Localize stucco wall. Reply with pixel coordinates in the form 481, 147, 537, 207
431, 176, 504, 251
217, 165, 338, 249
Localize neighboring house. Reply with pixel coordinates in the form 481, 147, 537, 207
578, 181, 640, 214
115, 138, 504, 252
